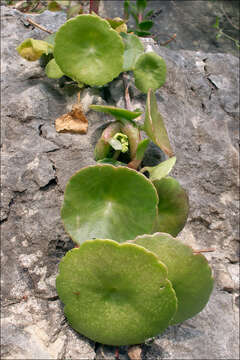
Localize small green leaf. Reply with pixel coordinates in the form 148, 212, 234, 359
144, 89, 173, 157
48, 1, 62, 11
90, 105, 142, 122
138, 20, 154, 31
216, 32, 222, 39
56, 239, 177, 346
134, 233, 214, 324
17, 38, 54, 61
152, 176, 189, 236
45, 58, 64, 79
213, 16, 219, 29
112, 132, 129, 153
135, 138, 150, 161
134, 52, 167, 93
67, 4, 83, 19
124, 0, 130, 19
107, 17, 125, 29
136, 0, 147, 12
109, 138, 123, 151
121, 33, 144, 71
144, 9, 154, 19
140, 156, 176, 181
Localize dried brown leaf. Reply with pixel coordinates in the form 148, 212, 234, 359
55, 104, 88, 134
128, 345, 142, 360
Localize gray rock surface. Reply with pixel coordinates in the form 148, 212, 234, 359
1, 6, 239, 360
101, 0, 240, 57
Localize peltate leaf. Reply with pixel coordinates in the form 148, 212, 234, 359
134, 52, 167, 93
54, 15, 124, 86
56, 239, 177, 345
61, 165, 159, 244
144, 89, 173, 157
134, 233, 214, 324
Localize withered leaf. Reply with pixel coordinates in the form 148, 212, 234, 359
128, 345, 142, 360
55, 104, 88, 134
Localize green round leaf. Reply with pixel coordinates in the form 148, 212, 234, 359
56, 239, 177, 345
90, 105, 142, 121
61, 165, 158, 244
134, 233, 214, 324
121, 32, 144, 71
134, 52, 167, 93
152, 176, 189, 236
54, 15, 124, 86
45, 58, 64, 79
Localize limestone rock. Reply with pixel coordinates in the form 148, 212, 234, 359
1, 5, 239, 360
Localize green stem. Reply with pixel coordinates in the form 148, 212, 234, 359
219, 29, 239, 46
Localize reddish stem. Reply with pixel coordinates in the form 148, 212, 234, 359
115, 347, 119, 359
89, 0, 100, 14
138, 12, 143, 23
160, 33, 177, 46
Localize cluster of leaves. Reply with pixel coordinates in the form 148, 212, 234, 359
58, 163, 213, 345
213, 16, 240, 49
92, 89, 172, 168
47, 0, 84, 19
124, 0, 154, 37
58, 92, 213, 345
17, 14, 166, 94
16, 11, 214, 347
7, 0, 47, 13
